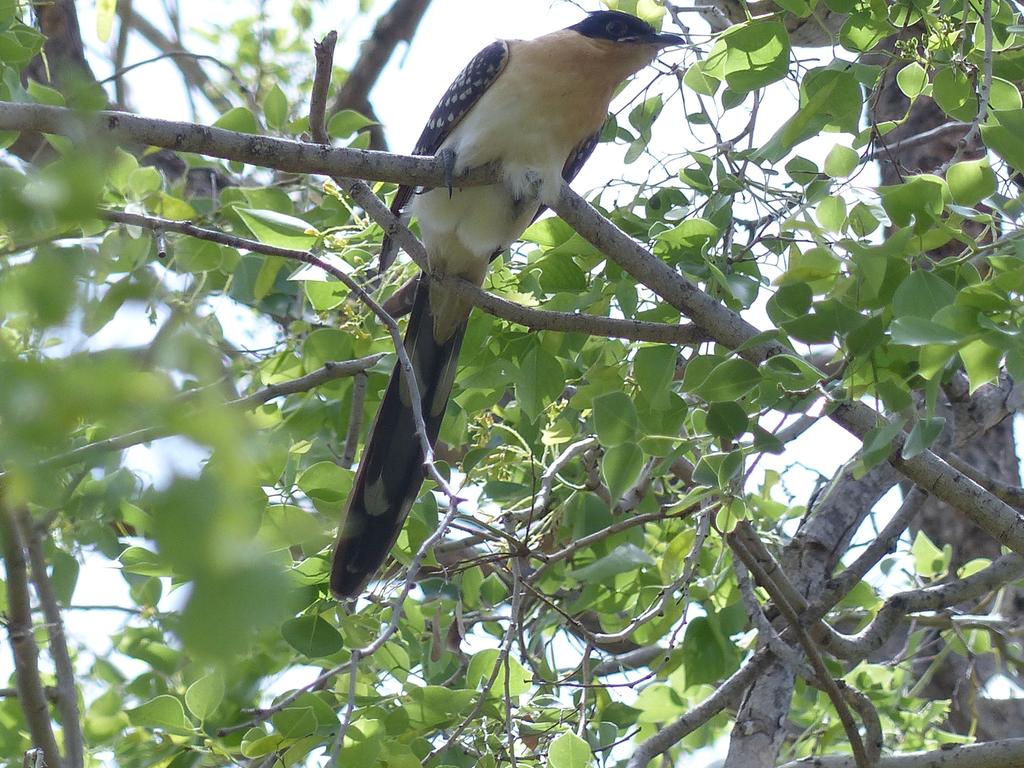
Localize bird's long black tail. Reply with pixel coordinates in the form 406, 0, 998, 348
330, 275, 466, 598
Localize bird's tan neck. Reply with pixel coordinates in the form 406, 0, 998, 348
507, 31, 661, 140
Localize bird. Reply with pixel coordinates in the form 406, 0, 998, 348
330, 10, 683, 599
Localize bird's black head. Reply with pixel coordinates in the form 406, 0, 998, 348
568, 10, 684, 47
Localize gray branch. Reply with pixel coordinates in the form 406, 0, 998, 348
0, 504, 63, 768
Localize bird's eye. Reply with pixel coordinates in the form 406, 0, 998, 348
606, 20, 628, 38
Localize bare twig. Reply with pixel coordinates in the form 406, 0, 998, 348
0, 503, 63, 768
23, 519, 83, 768
945, 453, 1024, 511
112, 0, 132, 107
0, 101, 494, 189
310, 31, 338, 144
340, 372, 368, 470
533, 437, 598, 515
824, 487, 927, 600
865, 121, 970, 162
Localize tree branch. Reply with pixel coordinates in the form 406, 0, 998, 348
23, 520, 83, 768
0, 503, 63, 768
625, 649, 773, 768
0, 101, 488, 189
728, 528, 870, 768
550, 184, 1024, 562
103, 209, 706, 345
779, 737, 1024, 768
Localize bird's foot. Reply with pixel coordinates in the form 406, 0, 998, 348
437, 147, 457, 198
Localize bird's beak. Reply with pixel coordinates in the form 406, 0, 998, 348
641, 30, 685, 48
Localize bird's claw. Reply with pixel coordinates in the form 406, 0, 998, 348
438, 148, 456, 198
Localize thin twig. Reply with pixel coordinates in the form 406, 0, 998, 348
0, 503, 63, 768
340, 372, 368, 469
23, 518, 83, 768
309, 31, 337, 145
112, 0, 132, 107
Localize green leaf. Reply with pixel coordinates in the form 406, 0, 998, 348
759, 68, 861, 160
27, 79, 64, 106
892, 271, 956, 319
305, 279, 348, 310
327, 109, 376, 140
705, 20, 791, 93
818, 195, 848, 231
236, 208, 319, 250
981, 109, 1024, 171
601, 443, 645, 502
959, 339, 1003, 392
890, 317, 964, 346
633, 345, 676, 407
946, 159, 996, 206
859, 420, 904, 470
263, 84, 288, 129
683, 61, 720, 95
707, 401, 748, 441
514, 346, 564, 420
254, 256, 286, 301
902, 416, 946, 460
213, 106, 262, 134
120, 546, 171, 577
911, 531, 950, 579
682, 616, 729, 685
185, 673, 225, 721
569, 543, 656, 582
691, 358, 761, 402
896, 62, 927, 98
127, 695, 193, 735
340, 719, 384, 765
297, 461, 354, 515
281, 616, 345, 658
241, 732, 284, 758
880, 175, 949, 230
824, 144, 859, 177
96, 0, 117, 41
548, 731, 593, 768
466, 649, 531, 696
840, 10, 893, 52
692, 451, 744, 488
933, 67, 977, 121
592, 391, 638, 447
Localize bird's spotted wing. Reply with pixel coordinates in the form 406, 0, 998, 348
562, 129, 602, 186
380, 40, 510, 271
